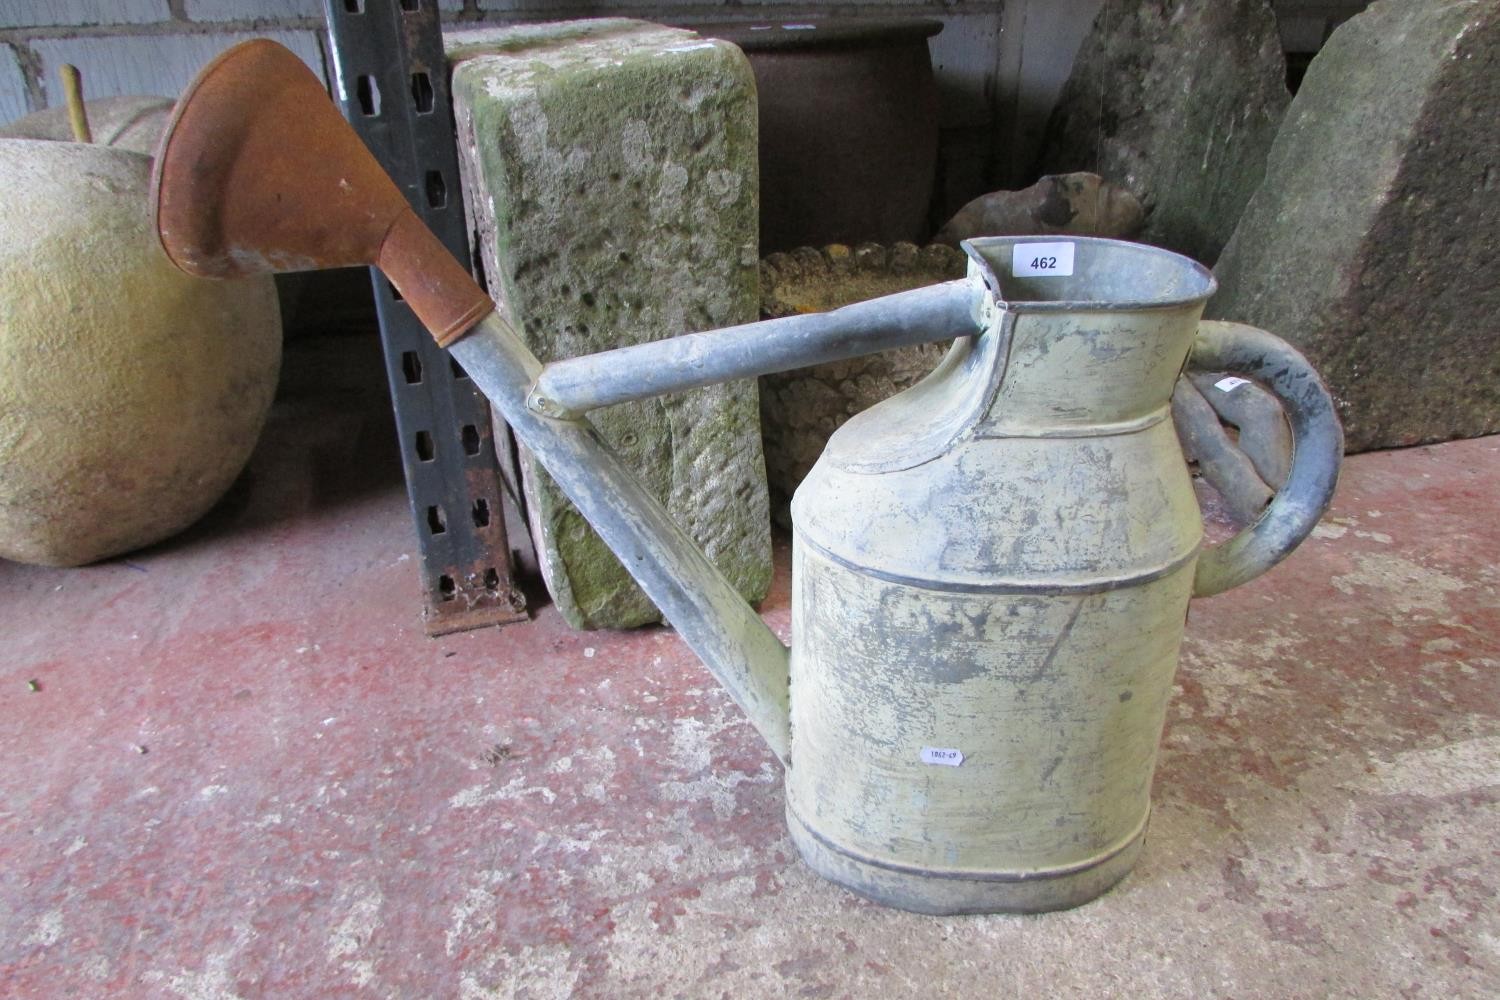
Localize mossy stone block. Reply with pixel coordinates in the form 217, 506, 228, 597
448, 20, 770, 629
1040, 0, 1289, 265
1209, 0, 1500, 452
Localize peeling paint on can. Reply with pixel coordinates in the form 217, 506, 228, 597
780, 238, 1337, 912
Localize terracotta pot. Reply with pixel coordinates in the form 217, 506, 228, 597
697, 20, 942, 254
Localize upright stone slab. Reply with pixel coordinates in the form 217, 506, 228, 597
448, 21, 770, 629
1039, 0, 1289, 264
1209, 0, 1500, 453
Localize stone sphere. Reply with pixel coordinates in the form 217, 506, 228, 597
0, 139, 282, 565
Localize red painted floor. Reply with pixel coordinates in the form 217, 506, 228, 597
3, 331, 1498, 998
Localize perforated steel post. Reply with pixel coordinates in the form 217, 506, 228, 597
323, 0, 526, 634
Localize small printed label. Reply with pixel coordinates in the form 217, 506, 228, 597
920, 747, 965, 767
1214, 376, 1251, 392
1012, 242, 1075, 278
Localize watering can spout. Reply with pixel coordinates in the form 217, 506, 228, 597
450, 314, 797, 762
151, 38, 799, 761
150, 40, 974, 767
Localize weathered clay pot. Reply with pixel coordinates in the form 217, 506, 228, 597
758, 242, 966, 522
698, 20, 942, 253
0, 139, 282, 565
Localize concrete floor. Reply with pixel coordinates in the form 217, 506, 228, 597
2, 332, 1498, 998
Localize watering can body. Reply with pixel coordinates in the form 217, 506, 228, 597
786, 241, 1212, 912
519, 236, 1340, 914
148, 41, 1344, 916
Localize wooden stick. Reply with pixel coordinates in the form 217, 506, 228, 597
59, 64, 92, 143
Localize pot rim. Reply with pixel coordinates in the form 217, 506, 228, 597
692, 18, 943, 53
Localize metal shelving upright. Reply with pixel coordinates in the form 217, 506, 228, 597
322, 0, 527, 635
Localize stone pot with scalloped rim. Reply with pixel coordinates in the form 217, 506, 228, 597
757, 241, 966, 521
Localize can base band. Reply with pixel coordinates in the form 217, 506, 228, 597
786, 806, 1147, 915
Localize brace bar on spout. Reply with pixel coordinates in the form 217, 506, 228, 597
450, 315, 796, 764
527, 280, 979, 418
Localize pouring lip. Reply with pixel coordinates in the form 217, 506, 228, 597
959, 235, 1219, 313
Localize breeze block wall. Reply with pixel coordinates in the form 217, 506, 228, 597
0, 2, 340, 125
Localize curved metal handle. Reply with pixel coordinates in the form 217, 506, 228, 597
1189, 321, 1344, 597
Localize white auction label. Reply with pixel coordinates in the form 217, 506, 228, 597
1214, 376, 1251, 392
1012, 242, 1075, 277
920, 746, 965, 767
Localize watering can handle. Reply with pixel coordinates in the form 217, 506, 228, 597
1185, 321, 1344, 597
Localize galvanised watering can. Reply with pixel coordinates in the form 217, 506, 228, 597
150, 41, 1343, 914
